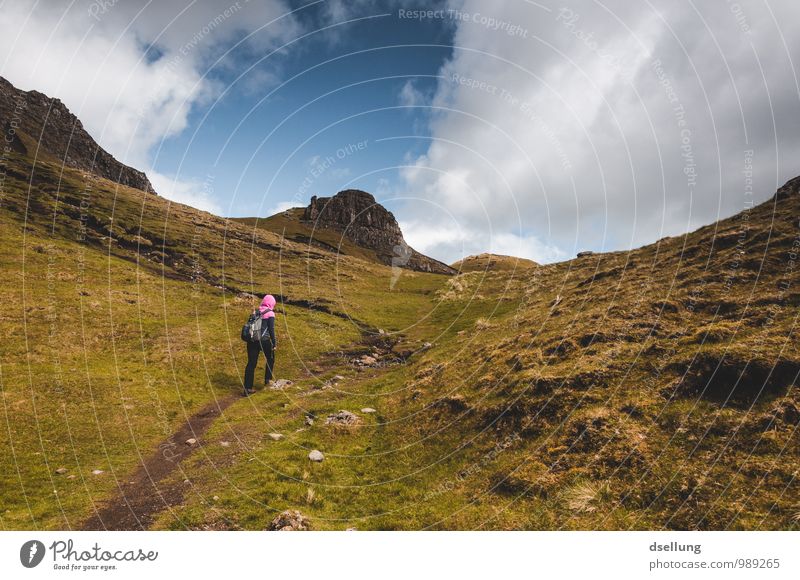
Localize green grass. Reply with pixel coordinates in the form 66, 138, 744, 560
1, 151, 798, 530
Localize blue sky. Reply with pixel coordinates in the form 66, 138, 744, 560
151, 3, 454, 219
2, 0, 799, 264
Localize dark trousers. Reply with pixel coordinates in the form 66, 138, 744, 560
244, 339, 274, 390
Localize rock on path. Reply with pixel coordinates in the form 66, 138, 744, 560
268, 510, 311, 531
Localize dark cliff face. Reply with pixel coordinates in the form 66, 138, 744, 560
0, 76, 156, 194
302, 189, 455, 275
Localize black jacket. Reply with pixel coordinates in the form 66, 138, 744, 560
259, 316, 276, 347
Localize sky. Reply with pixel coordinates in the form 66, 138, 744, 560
1, 0, 799, 264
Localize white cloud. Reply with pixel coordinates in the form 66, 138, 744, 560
399, 79, 427, 108
399, 0, 800, 263
149, 171, 222, 214
0, 0, 301, 207
400, 219, 564, 265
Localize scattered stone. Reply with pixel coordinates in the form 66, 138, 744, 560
321, 374, 345, 389
361, 407, 377, 414
359, 355, 377, 366
92, 469, 104, 475
213, 496, 220, 502
220, 441, 231, 447
66, 475, 76, 480
268, 433, 285, 441
308, 449, 325, 462
325, 410, 361, 426
270, 379, 294, 390
577, 251, 595, 257
378, 328, 386, 335
55, 467, 68, 475
304, 415, 315, 426
268, 510, 311, 531
185, 438, 197, 445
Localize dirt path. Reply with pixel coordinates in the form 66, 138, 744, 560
81, 395, 237, 530
80, 331, 409, 530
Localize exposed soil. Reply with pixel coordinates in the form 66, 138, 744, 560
673, 354, 800, 407
80, 330, 399, 530
81, 395, 237, 530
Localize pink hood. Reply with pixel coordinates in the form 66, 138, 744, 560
259, 294, 276, 319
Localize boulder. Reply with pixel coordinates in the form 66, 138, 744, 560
268, 433, 285, 441
270, 379, 293, 390
308, 449, 325, 462
268, 510, 311, 531
359, 355, 378, 366
325, 410, 361, 426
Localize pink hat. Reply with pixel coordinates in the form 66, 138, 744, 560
259, 294, 276, 319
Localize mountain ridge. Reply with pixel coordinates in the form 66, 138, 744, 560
0, 75, 155, 194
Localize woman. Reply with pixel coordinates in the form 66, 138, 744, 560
243, 294, 277, 395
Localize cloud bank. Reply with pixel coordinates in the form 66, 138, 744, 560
398, 0, 800, 264
0, 0, 300, 212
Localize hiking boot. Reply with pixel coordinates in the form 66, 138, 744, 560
243, 388, 256, 396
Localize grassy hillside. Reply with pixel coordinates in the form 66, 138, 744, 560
1, 148, 798, 530
451, 253, 539, 273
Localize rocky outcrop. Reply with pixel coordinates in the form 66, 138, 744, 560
0, 76, 156, 194
302, 189, 455, 274
775, 176, 800, 199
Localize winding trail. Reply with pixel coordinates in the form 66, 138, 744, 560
80, 331, 403, 530
81, 395, 237, 530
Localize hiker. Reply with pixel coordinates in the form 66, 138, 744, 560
243, 294, 277, 395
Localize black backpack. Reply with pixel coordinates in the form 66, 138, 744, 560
240, 311, 263, 342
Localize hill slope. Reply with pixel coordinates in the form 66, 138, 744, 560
0, 130, 798, 530
451, 253, 538, 273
